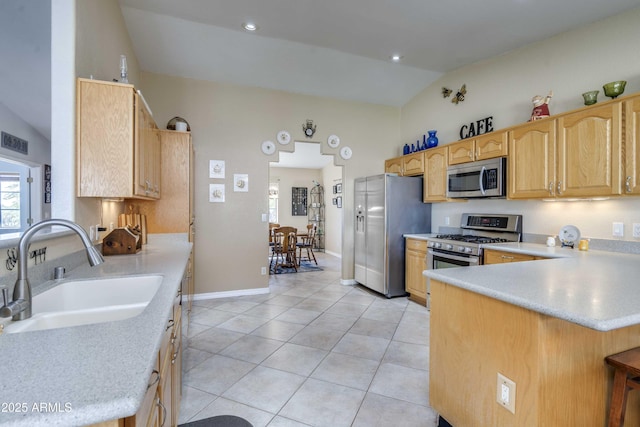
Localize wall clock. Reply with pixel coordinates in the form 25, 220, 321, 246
261, 140, 276, 155
277, 130, 291, 145
327, 134, 340, 148
340, 146, 353, 160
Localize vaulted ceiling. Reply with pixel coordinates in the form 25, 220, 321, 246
119, 0, 640, 107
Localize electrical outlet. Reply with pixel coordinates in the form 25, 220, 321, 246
261, 267, 267, 275
497, 373, 516, 414
633, 223, 640, 238
261, 213, 267, 222
89, 226, 95, 241
613, 222, 624, 237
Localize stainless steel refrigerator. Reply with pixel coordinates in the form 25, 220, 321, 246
354, 174, 432, 298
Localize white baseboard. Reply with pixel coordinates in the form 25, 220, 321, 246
192, 287, 270, 301
324, 250, 341, 258
340, 278, 357, 286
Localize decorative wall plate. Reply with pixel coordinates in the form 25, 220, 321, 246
340, 146, 353, 160
277, 130, 291, 145
327, 134, 340, 148
261, 140, 276, 155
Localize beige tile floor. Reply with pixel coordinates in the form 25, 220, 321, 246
179, 252, 438, 426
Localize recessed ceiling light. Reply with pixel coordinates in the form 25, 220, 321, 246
243, 22, 258, 32
390, 54, 403, 62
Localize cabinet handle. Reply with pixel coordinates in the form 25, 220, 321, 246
156, 397, 167, 427
556, 181, 562, 195
468, 150, 473, 159
475, 150, 480, 159
626, 176, 632, 193
548, 182, 554, 196
147, 369, 160, 390
501, 255, 515, 260
166, 319, 175, 331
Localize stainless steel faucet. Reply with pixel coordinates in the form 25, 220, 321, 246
0, 219, 105, 321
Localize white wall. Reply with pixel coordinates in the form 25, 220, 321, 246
401, 8, 640, 240
322, 162, 343, 257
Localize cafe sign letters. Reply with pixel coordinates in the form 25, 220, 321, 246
459, 116, 494, 140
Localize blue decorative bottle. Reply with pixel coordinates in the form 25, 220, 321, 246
403, 144, 410, 155
422, 134, 428, 150
427, 130, 439, 148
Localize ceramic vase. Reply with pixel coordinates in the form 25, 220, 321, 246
427, 130, 439, 148
403, 144, 410, 155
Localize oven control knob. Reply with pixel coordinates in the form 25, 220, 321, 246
445, 244, 453, 251
434, 242, 442, 249
464, 247, 473, 254
427, 241, 434, 248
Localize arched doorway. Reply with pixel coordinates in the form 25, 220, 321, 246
269, 141, 344, 258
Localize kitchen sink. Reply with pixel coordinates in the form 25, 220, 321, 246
3, 275, 163, 334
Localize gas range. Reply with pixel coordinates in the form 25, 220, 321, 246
427, 214, 522, 259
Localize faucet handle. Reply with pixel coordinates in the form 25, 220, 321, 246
1, 286, 8, 306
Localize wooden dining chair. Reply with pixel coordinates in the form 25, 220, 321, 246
268, 223, 280, 245
297, 223, 317, 266
270, 226, 297, 273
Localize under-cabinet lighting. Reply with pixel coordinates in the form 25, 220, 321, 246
390, 54, 403, 62
542, 197, 610, 202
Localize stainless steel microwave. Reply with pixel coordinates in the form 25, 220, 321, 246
446, 157, 506, 198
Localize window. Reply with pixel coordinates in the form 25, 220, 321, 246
268, 183, 279, 223
0, 173, 21, 229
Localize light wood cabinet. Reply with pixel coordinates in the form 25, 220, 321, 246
624, 94, 640, 194
402, 152, 425, 176
423, 146, 449, 202
556, 102, 622, 197
509, 102, 622, 199
405, 238, 428, 305
77, 78, 160, 199
448, 131, 508, 165
384, 157, 403, 175
484, 249, 541, 264
384, 152, 424, 176
136, 131, 193, 234
508, 119, 556, 199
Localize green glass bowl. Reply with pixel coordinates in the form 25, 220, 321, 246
582, 90, 599, 105
603, 81, 626, 99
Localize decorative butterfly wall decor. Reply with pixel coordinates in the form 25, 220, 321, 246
442, 87, 452, 98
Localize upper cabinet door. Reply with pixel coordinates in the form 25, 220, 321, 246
385, 157, 403, 175
424, 146, 449, 202
403, 152, 424, 176
448, 140, 474, 165
624, 95, 640, 195
508, 119, 556, 199
77, 79, 135, 198
475, 131, 508, 161
556, 102, 622, 197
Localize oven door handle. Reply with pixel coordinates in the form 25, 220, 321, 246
428, 250, 480, 265
479, 166, 486, 195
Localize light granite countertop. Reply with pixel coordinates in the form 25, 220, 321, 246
424, 242, 640, 332
0, 234, 192, 427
